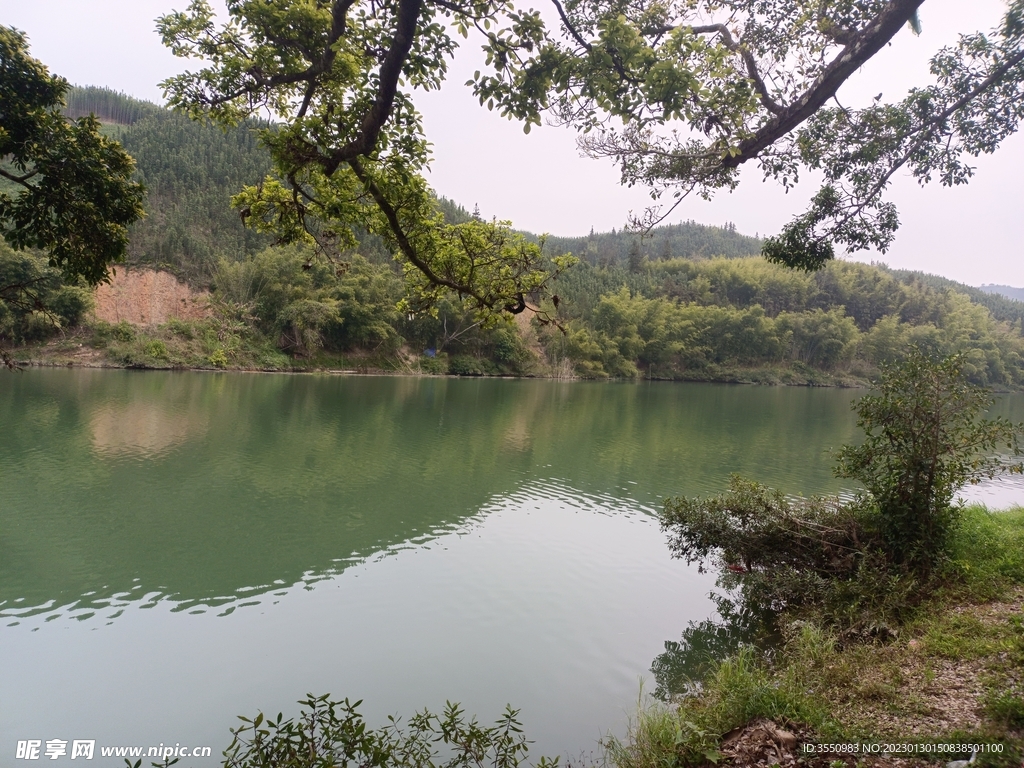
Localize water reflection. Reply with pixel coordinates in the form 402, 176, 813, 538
3, 370, 1024, 762
2, 370, 1022, 627
90, 398, 208, 459
649, 594, 768, 700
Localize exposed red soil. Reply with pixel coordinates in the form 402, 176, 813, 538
94, 268, 210, 325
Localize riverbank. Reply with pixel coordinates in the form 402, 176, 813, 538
8, 321, 872, 387
605, 504, 1024, 768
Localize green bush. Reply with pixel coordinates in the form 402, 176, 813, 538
48, 286, 93, 327
143, 340, 169, 360
493, 327, 529, 368
112, 321, 136, 342
223, 695, 557, 768
214, 246, 402, 355
419, 353, 448, 374
835, 350, 1024, 570
166, 318, 195, 339
448, 354, 484, 376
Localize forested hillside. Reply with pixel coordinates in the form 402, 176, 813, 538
66, 86, 276, 279
543, 221, 762, 267
539, 259, 1024, 387
3, 86, 1022, 386
67, 87, 761, 280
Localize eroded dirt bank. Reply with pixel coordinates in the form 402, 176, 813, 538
94, 268, 210, 325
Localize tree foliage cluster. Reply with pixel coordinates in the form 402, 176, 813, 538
9, 0, 1024, 340
155, 0, 581, 323
0, 239, 92, 345
0, 33, 145, 287
661, 351, 1024, 634
541, 258, 1024, 385
208, 243, 533, 372
470, 0, 1024, 271
154, 0, 1024, 279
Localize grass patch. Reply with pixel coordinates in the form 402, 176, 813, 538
948, 504, 1024, 596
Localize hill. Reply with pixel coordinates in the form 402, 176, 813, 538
2, 86, 1022, 387
432, 196, 763, 267
885, 270, 1024, 327
65, 86, 276, 281
68, 87, 762, 280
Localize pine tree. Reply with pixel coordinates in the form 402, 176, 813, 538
627, 240, 646, 273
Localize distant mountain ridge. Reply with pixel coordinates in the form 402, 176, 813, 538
978, 284, 1024, 303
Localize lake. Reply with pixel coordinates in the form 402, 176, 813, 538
2, 369, 1022, 765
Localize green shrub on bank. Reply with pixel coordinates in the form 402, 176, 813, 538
93, 312, 288, 370
419, 353, 448, 374
661, 352, 1024, 635
448, 354, 484, 376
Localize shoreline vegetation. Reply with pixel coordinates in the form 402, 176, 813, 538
8, 326, 872, 388
606, 502, 1024, 768
7, 259, 1024, 390
4, 86, 1024, 388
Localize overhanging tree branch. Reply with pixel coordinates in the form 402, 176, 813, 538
687, 23, 784, 116
721, 0, 927, 169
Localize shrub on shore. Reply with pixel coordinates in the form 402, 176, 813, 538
638, 352, 1024, 767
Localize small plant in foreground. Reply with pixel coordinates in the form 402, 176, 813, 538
223, 694, 557, 768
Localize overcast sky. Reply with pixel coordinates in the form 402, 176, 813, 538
4, 0, 1022, 287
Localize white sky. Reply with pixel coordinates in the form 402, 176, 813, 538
3, 0, 1022, 286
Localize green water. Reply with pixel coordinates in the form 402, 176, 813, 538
2, 369, 1021, 764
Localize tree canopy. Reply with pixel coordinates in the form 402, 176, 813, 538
479, 0, 1024, 270
0, 27, 145, 285
158, 0, 576, 322
158, 0, 1024, 306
